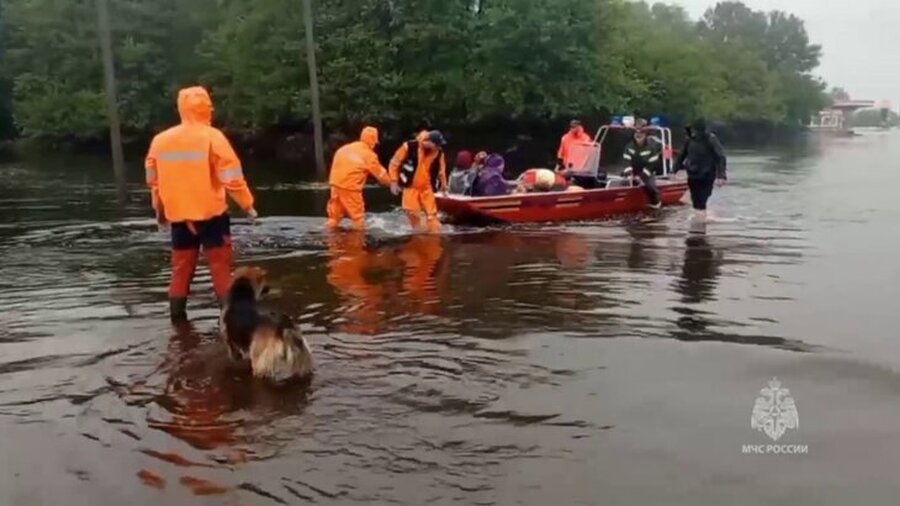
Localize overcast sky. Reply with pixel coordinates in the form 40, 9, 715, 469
672, 0, 900, 108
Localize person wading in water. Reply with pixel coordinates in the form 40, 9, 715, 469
145, 86, 257, 321
674, 118, 727, 222
389, 130, 448, 233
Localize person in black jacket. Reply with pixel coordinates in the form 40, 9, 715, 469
674, 118, 727, 221
623, 126, 662, 208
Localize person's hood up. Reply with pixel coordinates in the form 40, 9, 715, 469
177, 86, 213, 126
360, 126, 379, 149
484, 154, 505, 173
455, 150, 473, 170
691, 118, 707, 135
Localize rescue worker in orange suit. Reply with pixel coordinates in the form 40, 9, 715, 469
556, 119, 593, 170
145, 86, 257, 322
326, 126, 391, 230
389, 130, 448, 233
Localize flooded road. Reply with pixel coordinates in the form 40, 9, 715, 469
2, 131, 900, 505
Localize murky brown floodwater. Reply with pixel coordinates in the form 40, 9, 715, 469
2, 131, 900, 505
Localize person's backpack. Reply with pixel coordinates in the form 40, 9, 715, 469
399, 140, 444, 191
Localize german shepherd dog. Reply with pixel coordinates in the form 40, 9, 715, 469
220, 267, 314, 383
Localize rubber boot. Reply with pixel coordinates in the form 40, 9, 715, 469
170, 297, 188, 323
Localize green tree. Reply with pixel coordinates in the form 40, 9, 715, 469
762, 11, 821, 73
466, 0, 618, 121
698, 1, 826, 124
0, 0, 832, 145
5, 0, 106, 141
608, 1, 735, 122
829, 86, 850, 102
698, 1, 767, 45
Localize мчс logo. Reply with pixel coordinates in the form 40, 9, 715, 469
742, 378, 807, 454
751, 377, 799, 441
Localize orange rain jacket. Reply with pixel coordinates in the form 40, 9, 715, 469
145, 86, 254, 223
389, 132, 448, 191
557, 126, 593, 168
329, 127, 391, 190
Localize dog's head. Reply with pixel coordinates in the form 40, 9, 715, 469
231, 266, 270, 300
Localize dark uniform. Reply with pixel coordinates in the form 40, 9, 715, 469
675, 122, 727, 211
623, 137, 662, 207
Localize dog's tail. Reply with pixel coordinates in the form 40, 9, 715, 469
249, 324, 314, 383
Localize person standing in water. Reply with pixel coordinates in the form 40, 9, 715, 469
389, 130, 448, 233
674, 118, 727, 221
145, 86, 257, 321
326, 126, 392, 230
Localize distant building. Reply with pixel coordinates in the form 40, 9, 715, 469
810, 100, 875, 134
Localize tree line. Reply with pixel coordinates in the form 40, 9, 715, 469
0, 0, 829, 147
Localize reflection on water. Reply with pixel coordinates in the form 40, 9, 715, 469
3, 134, 900, 504
672, 223, 723, 337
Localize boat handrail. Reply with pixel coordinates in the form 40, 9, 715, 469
594, 124, 674, 176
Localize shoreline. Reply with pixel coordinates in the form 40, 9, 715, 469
2, 119, 814, 167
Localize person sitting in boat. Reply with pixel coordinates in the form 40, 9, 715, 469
471, 153, 510, 197
622, 126, 662, 209
448, 150, 477, 195
514, 168, 569, 193
473, 151, 488, 171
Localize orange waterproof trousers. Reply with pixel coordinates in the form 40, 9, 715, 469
169, 213, 233, 300
326, 187, 367, 230
401, 187, 441, 233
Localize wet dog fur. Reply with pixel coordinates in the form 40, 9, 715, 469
220, 267, 313, 383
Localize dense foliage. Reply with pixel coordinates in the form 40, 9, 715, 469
0, 0, 828, 143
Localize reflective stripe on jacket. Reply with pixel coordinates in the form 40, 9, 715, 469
145, 86, 254, 222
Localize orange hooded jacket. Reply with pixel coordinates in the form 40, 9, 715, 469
145, 86, 254, 223
389, 132, 447, 191
329, 127, 390, 191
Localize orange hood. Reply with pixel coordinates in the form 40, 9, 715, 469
360, 126, 379, 149
568, 126, 586, 138
177, 86, 213, 126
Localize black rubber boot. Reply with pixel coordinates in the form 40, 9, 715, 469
169, 297, 188, 323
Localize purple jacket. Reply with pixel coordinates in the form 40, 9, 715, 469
472, 155, 509, 197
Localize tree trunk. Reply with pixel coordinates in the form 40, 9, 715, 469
96, 0, 126, 205
302, 0, 326, 178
